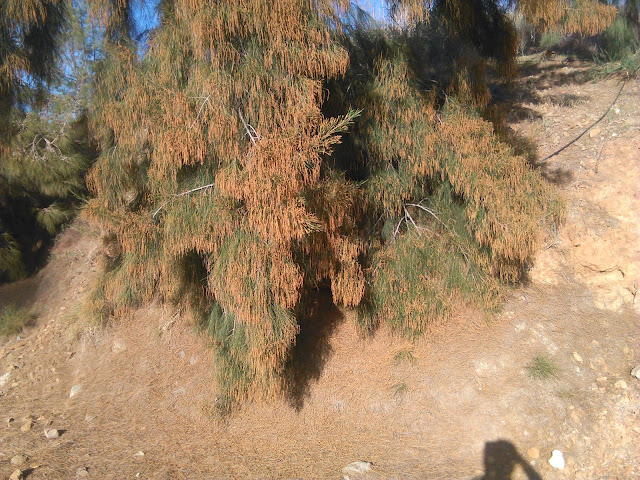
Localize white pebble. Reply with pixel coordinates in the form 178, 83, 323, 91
549, 450, 565, 470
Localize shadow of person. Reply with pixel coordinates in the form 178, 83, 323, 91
479, 440, 543, 480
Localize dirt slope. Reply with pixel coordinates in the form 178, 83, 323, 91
1, 58, 639, 480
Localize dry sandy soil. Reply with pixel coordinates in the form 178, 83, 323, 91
1, 57, 639, 479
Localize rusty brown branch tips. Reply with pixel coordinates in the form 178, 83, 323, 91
517, 0, 617, 35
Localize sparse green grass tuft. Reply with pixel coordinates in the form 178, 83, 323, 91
527, 355, 559, 380
591, 51, 640, 80
391, 382, 409, 400
393, 348, 417, 366
540, 30, 563, 50
0, 305, 36, 338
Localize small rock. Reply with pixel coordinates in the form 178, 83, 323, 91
631, 365, 640, 379
342, 460, 373, 479
589, 128, 601, 138
549, 450, 565, 470
527, 447, 540, 459
6, 417, 15, 425
179, 350, 185, 359
9, 469, 23, 480
11, 454, 27, 466
111, 341, 126, 353
75, 467, 89, 478
596, 376, 607, 383
623, 346, 630, 354
20, 420, 33, 432
572, 352, 583, 363
0, 371, 10, 387
44, 427, 60, 439
614, 107, 620, 114
615, 380, 627, 389
133, 451, 145, 457
70, 385, 82, 398
189, 356, 196, 365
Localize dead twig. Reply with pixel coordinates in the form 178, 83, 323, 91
237, 109, 261, 145
151, 182, 216, 219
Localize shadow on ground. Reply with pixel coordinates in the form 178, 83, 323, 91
284, 288, 344, 410
475, 439, 543, 480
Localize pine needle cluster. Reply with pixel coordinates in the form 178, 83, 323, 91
517, 0, 618, 36
0, 1, 97, 282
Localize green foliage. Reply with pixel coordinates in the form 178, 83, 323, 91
526, 354, 559, 379
540, 29, 563, 49
0, 111, 96, 280
0, 0, 67, 144
0, 305, 36, 339
0, 1, 99, 282
0, 232, 25, 282
601, 16, 639, 60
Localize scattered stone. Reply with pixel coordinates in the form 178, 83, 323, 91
179, 350, 185, 359
44, 427, 60, 439
133, 451, 145, 457
342, 461, 373, 479
111, 341, 126, 354
70, 385, 82, 398
84, 414, 95, 423
572, 352, 583, 363
549, 450, 565, 470
527, 447, 540, 460
589, 127, 601, 138
0, 371, 11, 387
9, 469, 23, 480
615, 380, 627, 389
189, 356, 196, 365
631, 365, 640, 379
75, 467, 89, 478
20, 420, 33, 432
11, 455, 27, 466
596, 376, 607, 384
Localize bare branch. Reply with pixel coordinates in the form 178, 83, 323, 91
151, 182, 216, 219
405, 203, 445, 227
237, 108, 261, 145
403, 206, 421, 237
393, 215, 405, 239
189, 95, 211, 130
